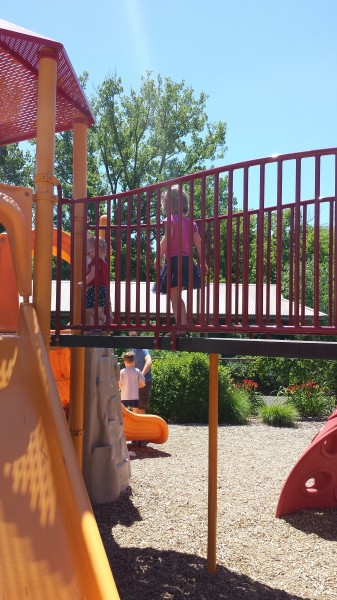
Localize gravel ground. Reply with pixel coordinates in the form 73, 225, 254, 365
94, 420, 337, 600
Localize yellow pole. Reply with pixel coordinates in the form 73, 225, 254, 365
69, 118, 88, 467
208, 353, 218, 573
33, 47, 58, 350
99, 214, 107, 238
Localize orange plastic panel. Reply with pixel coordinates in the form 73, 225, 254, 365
31, 228, 72, 263
50, 347, 71, 407
0, 234, 19, 331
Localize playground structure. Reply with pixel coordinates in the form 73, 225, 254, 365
0, 192, 120, 597
1, 16, 337, 600
53, 146, 337, 529
0, 19, 122, 600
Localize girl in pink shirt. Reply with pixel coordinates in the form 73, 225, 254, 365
154, 185, 208, 333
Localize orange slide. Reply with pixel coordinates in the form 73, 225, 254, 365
122, 405, 169, 444
0, 303, 119, 599
0, 226, 119, 599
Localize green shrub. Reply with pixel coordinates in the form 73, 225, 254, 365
259, 403, 299, 427
227, 386, 252, 424
150, 353, 250, 424
225, 356, 294, 395
282, 381, 335, 418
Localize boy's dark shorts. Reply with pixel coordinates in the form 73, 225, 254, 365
139, 381, 152, 410
121, 399, 139, 408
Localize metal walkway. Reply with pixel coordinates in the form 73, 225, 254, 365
53, 147, 337, 358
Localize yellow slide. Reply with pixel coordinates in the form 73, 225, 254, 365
122, 405, 169, 444
0, 303, 119, 599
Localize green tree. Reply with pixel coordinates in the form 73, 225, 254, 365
54, 130, 109, 202
301, 225, 330, 314
0, 143, 34, 188
54, 71, 109, 204
91, 72, 227, 193
0, 143, 35, 232
89, 72, 228, 281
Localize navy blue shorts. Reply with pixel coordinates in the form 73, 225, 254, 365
86, 285, 107, 308
153, 256, 201, 294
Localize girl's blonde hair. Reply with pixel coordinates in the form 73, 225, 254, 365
87, 236, 107, 256
161, 185, 189, 215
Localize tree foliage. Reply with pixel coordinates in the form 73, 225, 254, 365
0, 143, 35, 232
54, 129, 109, 200
91, 72, 227, 193
0, 143, 34, 188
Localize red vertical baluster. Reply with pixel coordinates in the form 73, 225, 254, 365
200, 176, 207, 328
301, 204, 307, 325
265, 210, 272, 325
187, 179, 194, 327
288, 207, 295, 325
242, 167, 249, 327
275, 160, 283, 328
114, 198, 122, 326
145, 190, 151, 329
294, 158, 301, 327
256, 163, 265, 326
213, 173, 220, 326
125, 194, 132, 327
314, 156, 321, 327
226, 170, 233, 327
136, 192, 141, 327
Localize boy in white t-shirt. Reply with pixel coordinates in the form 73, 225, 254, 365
119, 351, 145, 413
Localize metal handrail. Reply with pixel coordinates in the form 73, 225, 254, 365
54, 147, 337, 343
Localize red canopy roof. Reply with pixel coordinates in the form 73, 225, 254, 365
0, 19, 95, 145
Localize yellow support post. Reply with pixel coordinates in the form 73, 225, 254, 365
69, 118, 88, 466
33, 47, 58, 350
208, 353, 218, 573
99, 214, 107, 237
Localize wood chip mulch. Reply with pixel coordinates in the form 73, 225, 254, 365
93, 421, 337, 600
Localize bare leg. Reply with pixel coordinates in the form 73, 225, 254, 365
133, 408, 145, 414
98, 307, 105, 324
170, 287, 187, 326
86, 308, 95, 325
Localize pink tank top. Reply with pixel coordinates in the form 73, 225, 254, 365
163, 214, 198, 256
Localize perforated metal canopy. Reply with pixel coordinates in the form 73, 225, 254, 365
0, 19, 95, 146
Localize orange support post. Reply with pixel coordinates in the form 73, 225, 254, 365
207, 353, 218, 573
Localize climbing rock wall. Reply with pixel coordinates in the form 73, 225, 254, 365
82, 347, 130, 504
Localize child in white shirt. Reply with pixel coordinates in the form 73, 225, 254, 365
119, 351, 145, 413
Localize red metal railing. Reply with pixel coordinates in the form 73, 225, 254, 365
54, 147, 337, 338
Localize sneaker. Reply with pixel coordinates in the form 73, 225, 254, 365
128, 451, 136, 458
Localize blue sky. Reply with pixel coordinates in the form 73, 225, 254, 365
2, 0, 337, 172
